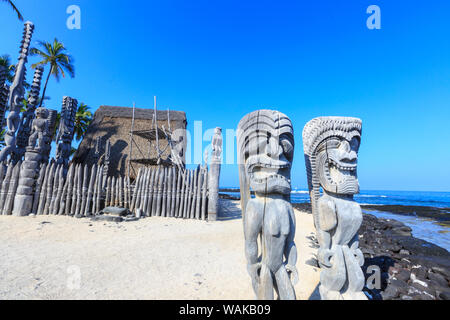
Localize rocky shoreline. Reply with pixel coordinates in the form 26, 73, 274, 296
361, 204, 450, 227
360, 214, 449, 300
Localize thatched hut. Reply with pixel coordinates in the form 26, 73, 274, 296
72, 105, 187, 179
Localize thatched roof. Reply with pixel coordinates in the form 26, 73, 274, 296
92, 105, 187, 122
72, 105, 187, 179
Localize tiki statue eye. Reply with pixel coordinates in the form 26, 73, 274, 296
281, 139, 293, 158
350, 137, 360, 152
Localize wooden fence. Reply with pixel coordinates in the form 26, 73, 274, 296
0, 161, 210, 220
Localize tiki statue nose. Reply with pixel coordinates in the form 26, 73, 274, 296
265, 136, 282, 159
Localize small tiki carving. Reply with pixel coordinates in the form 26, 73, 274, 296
237, 109, 298, 300
170, 128, 187, 169
303, 116, 366, 300
27, 107, 49, 151
211, 127, 222, 160
103, 138, 111, 177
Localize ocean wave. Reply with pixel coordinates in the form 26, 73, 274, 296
358, 195, 387, 198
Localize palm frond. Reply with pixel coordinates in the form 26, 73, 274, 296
74, 102, 93, 141
2, 0, 24, 21
0, 54, 15, 84
31, 38, 76, 107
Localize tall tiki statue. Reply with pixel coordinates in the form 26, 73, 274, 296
12, 107, 49, 216
41, 109, 58, 163
56, 96, 77, 166
14, 66, 44, 162
303, 117, 366, 300
0, 21, 34, 163
207, 127, 222, 221
237, 110, 298, 300
0, 66, 9, 129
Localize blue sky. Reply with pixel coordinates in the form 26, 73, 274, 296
1, 0, 449, 191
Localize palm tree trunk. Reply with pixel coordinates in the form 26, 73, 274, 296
39, 66, 52, 108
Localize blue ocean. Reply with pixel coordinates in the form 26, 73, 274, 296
292, 189, 450, 208
222, 188, 450, 251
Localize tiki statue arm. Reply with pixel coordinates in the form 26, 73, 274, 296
284, 205, 298, 284
244, 201, 263, 289
317, 198, 337, 267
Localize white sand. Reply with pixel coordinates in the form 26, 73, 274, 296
0, 199, 320, 300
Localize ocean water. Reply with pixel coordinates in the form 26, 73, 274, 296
291, 189, 450, 208
221, 188, 450, 251
223, 188, 450, 208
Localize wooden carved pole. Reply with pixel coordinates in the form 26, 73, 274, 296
170, 167, 176, 217
59, 164, 74, 215
162, 167, 168, 217
3, 161, 21, 215
0, 164, 14, 214
175, 169, 182, 218
0, 22, 34, 163
32, 163, 47, 214
37, 163, 50, 215
195, 166, 202, 219
43, 162, 56, 215
207, 127, 222, 221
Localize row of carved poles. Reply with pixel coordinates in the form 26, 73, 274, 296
128, 166, 209, 220
0, 161, 106, 216
0, 160, 209, 219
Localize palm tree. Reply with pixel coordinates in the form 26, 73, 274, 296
53, 112, 61, 141
21, 91, 50, 112
74, 102, 92, 141
0, 54, 15, 84
1, 0, 23, 21
30, 39, 75, 108
52, 103, 91, 146
1, 54, 30, 88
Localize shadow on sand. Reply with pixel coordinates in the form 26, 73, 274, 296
217, 199, 242, 221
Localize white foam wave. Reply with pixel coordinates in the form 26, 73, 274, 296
358, 195, 387, 198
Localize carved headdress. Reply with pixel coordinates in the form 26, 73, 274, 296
302, 117, 362, 225
237, 109, 294, 219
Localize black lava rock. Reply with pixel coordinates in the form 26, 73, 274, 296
439, 291, 450, 300
427, 272, 448, 288
396, 269, 411, 282
91, 215, 124, 222
292, 202, 450, 300
359, 213, 450, 300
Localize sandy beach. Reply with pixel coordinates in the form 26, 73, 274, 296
0, 199, 320, 300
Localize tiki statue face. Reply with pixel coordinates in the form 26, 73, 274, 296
35, 107, 49, 119
244, 129, 294, 195
316, 135, 360, 195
